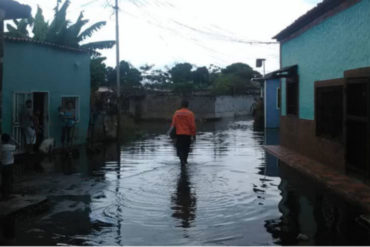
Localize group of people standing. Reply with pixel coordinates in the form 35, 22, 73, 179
20, 99, 77, 152
0, 100, 77, 199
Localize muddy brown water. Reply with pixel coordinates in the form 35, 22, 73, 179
1, 117, 370, 245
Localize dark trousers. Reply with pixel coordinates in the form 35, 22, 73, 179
176, 135, 191, 164
1, 166, 14, 198
61, 126, 73, 145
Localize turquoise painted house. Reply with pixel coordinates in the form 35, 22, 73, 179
271, 0, 370, 178
2, 37, 91, 148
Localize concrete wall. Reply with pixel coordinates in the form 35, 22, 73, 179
265, 79, 280, 128
2, 41, 91, 147
129, 94, 255, 121
281, 0, 370, 120
129, 95, 184, 121
214, 96, 254, 118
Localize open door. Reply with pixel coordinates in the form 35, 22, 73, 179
33, 92, 49, 139
12, 92, 32, 151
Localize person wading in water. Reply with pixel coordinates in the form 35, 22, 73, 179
168, 99, 196, 165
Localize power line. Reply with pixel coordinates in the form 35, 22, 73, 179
78, 0, 277, 46
124, 0, 278, 46
80, 0, 100, 8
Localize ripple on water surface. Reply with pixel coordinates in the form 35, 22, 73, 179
6, 118, 370, 246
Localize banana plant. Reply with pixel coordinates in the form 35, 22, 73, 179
6, 17, 33, 38
6, 0, 115, 51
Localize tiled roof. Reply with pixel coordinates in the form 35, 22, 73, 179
274, 0, 360, 41
0, 0, 31, 20
5, 36, 92, 54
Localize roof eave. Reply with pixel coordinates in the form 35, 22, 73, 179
272, 0, 359, 42
4, 36, 93, 54
262, 65, 298, 80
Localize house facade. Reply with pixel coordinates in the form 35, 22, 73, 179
2, 37, 91, 148
0, 0, 31, 134
274, 0, 370, 176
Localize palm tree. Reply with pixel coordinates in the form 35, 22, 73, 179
6, 0, 115, 51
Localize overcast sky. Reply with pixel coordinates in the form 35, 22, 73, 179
14, 0, 321, 73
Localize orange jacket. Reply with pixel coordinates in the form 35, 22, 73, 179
171, 108, 196, 136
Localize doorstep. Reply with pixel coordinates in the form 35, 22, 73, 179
264, 145, 370, 214
0, 195, 48, 218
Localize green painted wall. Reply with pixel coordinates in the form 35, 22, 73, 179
281, 0, 370, 120
2, 41, 91, 147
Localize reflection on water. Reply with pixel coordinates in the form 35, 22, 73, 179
171, 165, 197, 229
266, 164, 370, 245
2, 117, 370, 245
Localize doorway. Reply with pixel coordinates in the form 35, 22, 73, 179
32, 92, 49, 143
12, 92, 49, 152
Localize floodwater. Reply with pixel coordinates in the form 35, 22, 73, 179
2, 117, 370, 245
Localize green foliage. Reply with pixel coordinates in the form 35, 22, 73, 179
211, 63, 261, 95
5, 0, 115, 51
139, 62, 259, 95
144, 70, 171, 85
106, 61, 143, 88
192, 66, 210, 86
81, 41, 116, 50
32, 6, 49, 41
6, 17, 33, 38
212, 74, 243, 95
90, 56, 107, 90
78, 21, 106, 41
169, 63, 193, 84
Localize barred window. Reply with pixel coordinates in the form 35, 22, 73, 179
315, 85, 343, 141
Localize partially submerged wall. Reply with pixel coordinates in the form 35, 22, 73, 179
215, 96, 254, 118
129, 94, 255, 121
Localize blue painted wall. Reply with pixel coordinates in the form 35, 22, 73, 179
281, 0, 370, 120
2, 41, 91, 147
265, 79, 280, 128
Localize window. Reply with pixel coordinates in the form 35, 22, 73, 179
315, 86, 343, 141
276, 87, 281, 110
61, 96, 80, 121
286, 76, 299, 115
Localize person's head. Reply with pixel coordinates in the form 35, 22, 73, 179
181, 99, 189, 108
26, 100, 32, 108
1, 133, 11, 144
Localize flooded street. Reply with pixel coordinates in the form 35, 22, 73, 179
2, 117, 370, 245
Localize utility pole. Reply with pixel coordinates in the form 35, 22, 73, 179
115, 0, 121, 140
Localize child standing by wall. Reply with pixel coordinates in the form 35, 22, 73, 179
1, 134, 17, 200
